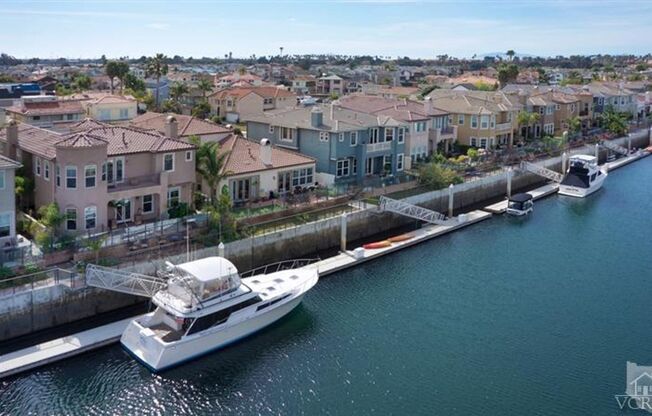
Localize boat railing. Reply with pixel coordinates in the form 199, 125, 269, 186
240, 258, 321, 278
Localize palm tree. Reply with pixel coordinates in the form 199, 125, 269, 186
190, 136, 231, 206
169, 82, 189, 105
517, 111, 540, 142
197, 79, 213, 100
146, 53, 169, 108
506, 50, 515, 61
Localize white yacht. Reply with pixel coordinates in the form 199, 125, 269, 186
558, 155, 607, 198
120, 257, 319, 372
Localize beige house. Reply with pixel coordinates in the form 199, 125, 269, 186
216, 135, 316, 204
0, 150, 21, 248
0, 118, 196, 234
207, 86, 297, 123
427, 90, 521, 148
5, 96, 85, 130
72, 93, 138, 122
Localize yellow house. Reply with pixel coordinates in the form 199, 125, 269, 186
71, 93, 138, 122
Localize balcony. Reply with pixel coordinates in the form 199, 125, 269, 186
366, 141, 392, 153
495, 122, 513, 132
108, 173, 161, 193
429, 125, 458, 142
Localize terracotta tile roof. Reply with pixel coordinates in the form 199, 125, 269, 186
66, 92, 136, 104
0, 123, 61, 160
209, 86, 296, 100
338, 95, 447, 120
55, 132, 107, 148
220, 134, 314, 176
0, 154, 21, 170
5, 100, 84, 116
130, 112, 232, 137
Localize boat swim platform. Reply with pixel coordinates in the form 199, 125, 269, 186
0, 211, 492, 380
0, 317, 135, 379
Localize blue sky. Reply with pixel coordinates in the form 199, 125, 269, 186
1, 0, 651, 59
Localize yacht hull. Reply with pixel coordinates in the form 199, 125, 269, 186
558, 170, 607, 198
122, 294, 306, 372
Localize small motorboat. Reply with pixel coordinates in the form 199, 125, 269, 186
387, 233, 414, 243
363, 240, 392, 249
506, 193, 534, 216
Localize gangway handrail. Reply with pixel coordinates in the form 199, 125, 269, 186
85, 264, 167, 298
600, 139, 629, 156
240, 258, 321, 278
378, 196, 448, 225
519, 161, 564, 183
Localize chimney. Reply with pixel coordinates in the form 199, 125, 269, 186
5, 118, 18, 161
311, 106, 323, 127
260, 138, 272, 166
424, 96, 433, 114
165, 115, 178, 139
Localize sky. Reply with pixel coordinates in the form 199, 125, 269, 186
1, 0, 651, 59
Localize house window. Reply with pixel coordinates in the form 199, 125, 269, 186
339, 132, 345, 142
539, 107, 545, 115
351, 158, 357, 175
119, 108, 129, 119
185, 151, 193, 162
291, 167, 313, 186
336, 159, 350, 177
142, 194, 153, 213
66, 166, 77, 189
44, 161, 50, 181
0, 213, 10, 238
115, 157, 124, 182
269, 125, 274, 134
369, 128, 379, 143
555, 104, 561, 111
365, 158, 373, 175
490, 116, 495, 129
35, 158, 41, 176
350, 131, 358, 146
383, 155, 392, 171
99, 109, 111, 120
570, 104, 576, 113
167, 187, 180, 207
0, 171, 4, 190
385, 128, 394, 142
319, 132, 330, 142
56, 165, 61, 187
546, 106, 553, 115
163, 153, 175, 172
397, 154, 404, 171
470, 137, 477, 147
397, 128, 405, 144
507, 112, 512, 122
280, 127, 294, 142
84, 206, 96, 230
85, 165, 96, 188
66, 208, 77, 231
480, 138, 487, 148
458, 115, 464, 125
471, 115, 478, 129
414, 122, 426, 132
480, 115, 489, 129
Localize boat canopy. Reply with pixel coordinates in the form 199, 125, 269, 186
508, 193, 533, 203
169, 257, 241, 302
570, 155, 597, 165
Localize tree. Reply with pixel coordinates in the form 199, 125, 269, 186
105, 61, 121, 94
170, 82, 189, 105
15, 170, 34, 209
0, 74, 15, 83
34, 202, 66, 251
146, 53, 169, 108
124, 72, 146, 93
506, 50, 515, 61
418, 163, 463, 190
191, 101, 211, 119
190, 136, 231, 206
114, 62, 130, 94
599, 107, 629, 136
197, 79, 213, 99
497, 63, 519, 86
517, 111, 540, 142
567, 116, 581, 138
71, 74, 91, 92
161, 99, 181, 114
83, 235, 107, 263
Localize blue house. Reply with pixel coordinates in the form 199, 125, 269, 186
245, 104, 408, 187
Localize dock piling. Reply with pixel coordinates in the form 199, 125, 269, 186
595, 143, 600, 160
562, 152, 568, 174
218, 242, 225, 258
506, 167, 513, 198
340, 213, 347, 252
448, 184, 454, 218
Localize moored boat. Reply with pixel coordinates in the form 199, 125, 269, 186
558, 155, 607, 198
506, 193, 534, 216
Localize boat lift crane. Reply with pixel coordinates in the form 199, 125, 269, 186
378, 196, 448, 225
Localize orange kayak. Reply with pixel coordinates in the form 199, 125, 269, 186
387, 233, 414, 243
363, 240, 392, 249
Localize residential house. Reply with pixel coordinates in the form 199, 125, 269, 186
5, 95, 84, 129
584, 82, 638, 116
427, 90, 520, 148
216, 135, 316, 204
317, 75, 344, 96
0, 118, 196, 233
0, 148, 21, 248
337, 95, 456, 163
291, 75, 317, 95
245, 104, 408, 186
359, 84, 420, 100
214, 72, 264, 89
69, 93, 138, 122
129, 112, 232, 143
207, 86, 297, 123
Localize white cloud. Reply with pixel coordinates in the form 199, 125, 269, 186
145, 22, 170, 30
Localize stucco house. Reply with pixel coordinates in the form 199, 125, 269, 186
0, 117, 196, 233
4, 95, 85, 130
129, 112, 232, 143
0, 151, 21, 248
72, 93, 138, 122
207, 86, 297, 123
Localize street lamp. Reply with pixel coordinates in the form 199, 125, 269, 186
186, 218, 196, 262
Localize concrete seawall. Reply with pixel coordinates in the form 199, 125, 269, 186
1, 130, 649, 342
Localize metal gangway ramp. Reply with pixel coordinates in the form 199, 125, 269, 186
378, 196, 448, 225
600, 140, 628, 156
519, 161, 563, 183
85, 264, 167, 298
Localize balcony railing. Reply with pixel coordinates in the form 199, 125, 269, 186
108, 173, 161, 192
495, 122, 513, 132
366, 141, 392, 153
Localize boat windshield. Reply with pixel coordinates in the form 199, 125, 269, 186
508, 200, 523, 210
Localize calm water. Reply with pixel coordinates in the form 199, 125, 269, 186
2, 159, 652, 415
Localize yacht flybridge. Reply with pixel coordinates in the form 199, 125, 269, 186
558, 155, 607, 198
118, 257, 318, 371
